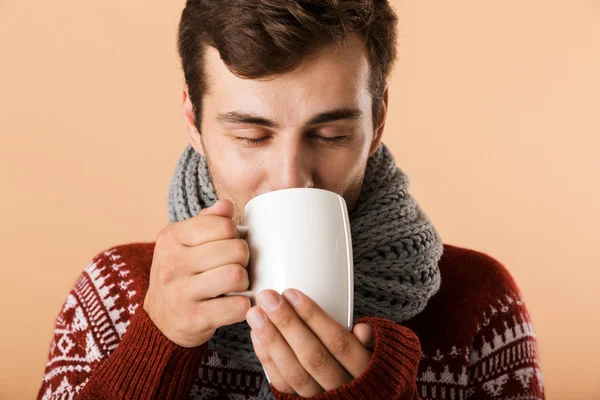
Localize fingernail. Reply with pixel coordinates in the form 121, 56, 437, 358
247, 307, 266, 328
258, 290, 281, 312
283, 289, 301, 307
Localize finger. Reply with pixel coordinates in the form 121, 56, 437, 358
282, 289, 372, 378
352, 323, 375, 350
250, 330, 296, 395
175, 200, 239, 247
246, 306, 323, 398
186, 238, 249, 274
196, 295, 251, 330
198, 199, 235, 218
185, 264, 249, 300
173, 214, 238, 247
256, 290, 351, 390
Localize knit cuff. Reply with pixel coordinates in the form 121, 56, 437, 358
270, 317, 421, 400
80, 307, 208, 399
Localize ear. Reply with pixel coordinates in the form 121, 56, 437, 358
368, 87, 388, 157
182, 83, 204, 155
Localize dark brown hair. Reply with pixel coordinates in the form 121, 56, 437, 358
177, 0, 398, 130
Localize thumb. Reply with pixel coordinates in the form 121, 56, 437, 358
199, 199, 235, 219
352, 323, 375, 350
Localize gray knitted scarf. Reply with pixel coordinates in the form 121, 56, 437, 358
168, 143, 443, 399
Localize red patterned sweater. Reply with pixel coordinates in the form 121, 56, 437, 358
37, 243, 544, 400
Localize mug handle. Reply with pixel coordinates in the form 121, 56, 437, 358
236, 225, 249, 239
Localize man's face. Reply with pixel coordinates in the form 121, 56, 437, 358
182, 36, 387, 225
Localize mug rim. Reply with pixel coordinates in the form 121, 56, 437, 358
244, 187, 345, 211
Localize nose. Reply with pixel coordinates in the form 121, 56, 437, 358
267, 141, 314, 191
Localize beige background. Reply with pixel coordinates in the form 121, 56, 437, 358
1, 0, 599, 398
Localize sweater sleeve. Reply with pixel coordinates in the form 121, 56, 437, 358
37, 248, 207, 399
466, 293, 545, 399
270, 316, 422, 400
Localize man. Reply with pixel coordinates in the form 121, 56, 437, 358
38, 1, 544, 399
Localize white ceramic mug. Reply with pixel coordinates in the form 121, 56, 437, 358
227, 188, 354, 330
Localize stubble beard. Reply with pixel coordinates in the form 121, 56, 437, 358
202, 150, 246, 226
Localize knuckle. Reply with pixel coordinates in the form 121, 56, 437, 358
157, 262, 176, 284
236, 296, 252, 315
227, 264, 248, 289
328, 330, 352, 358
287, 370, 311, 389
221, 296, 251, 325
221, 218, 238, 239
300, 304, 317, 324
156, 225, 173, 247
232, 239, 249, 261
259, 350, 273, 365
257, 328, 277, 346
156, 249, 183, 284
304, 347, 329, 373
277, 313, 295, 330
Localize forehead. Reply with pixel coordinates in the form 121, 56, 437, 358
202, 36, 372, 119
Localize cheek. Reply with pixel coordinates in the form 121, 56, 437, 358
221, 158, 264, 192
315, 146, 369, 193
205, 136, 266, 199
320, 150, 369, 211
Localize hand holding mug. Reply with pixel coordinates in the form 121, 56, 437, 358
247, 289, 375, 397
143, 200, 251, 348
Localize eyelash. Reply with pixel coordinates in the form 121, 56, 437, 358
235, 136, 348, 146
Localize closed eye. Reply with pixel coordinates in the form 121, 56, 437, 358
234, 135, 349, 146
316, 136, 349, 144
234, 136, 270, 146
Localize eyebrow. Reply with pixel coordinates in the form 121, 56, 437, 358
216, 107, 363, 129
